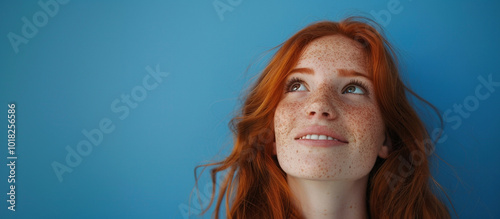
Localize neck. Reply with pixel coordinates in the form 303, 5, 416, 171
287, 175, 369, 219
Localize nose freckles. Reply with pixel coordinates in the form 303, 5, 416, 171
305, 86, 337, 120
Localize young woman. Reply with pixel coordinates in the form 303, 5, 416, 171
197, 16, 451, 218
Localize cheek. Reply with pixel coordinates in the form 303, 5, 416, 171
331, 104, 386, 178
274, 100, 301, 140
343, 104, 386, 165
274, 100, 305, 173
343, 104, 385, 144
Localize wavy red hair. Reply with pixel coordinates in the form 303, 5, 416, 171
196, 16, 451, 218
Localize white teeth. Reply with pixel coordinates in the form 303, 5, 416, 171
299, 134, 339, 141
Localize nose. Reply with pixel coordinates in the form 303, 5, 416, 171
305, 88, 337, 120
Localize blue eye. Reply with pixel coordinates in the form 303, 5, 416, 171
285, 77, 308, 92
342, 80, 368, 95
343, 85, 365, 94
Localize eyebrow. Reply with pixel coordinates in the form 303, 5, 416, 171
288, 68, 372, 81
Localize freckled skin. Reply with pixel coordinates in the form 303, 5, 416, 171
274, 35, 386, 181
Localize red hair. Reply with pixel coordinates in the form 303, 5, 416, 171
196, 16, 451, 218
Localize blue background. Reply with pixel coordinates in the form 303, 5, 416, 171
1, 0, 499, 218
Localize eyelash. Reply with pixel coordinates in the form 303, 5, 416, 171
284, 77, 304, 93
284, 77, 370, 95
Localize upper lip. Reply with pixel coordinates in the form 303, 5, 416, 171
294, 125, 348, 143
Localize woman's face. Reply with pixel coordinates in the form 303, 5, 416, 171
273, 35, 388, 181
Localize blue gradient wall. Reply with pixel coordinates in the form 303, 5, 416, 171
1, 0, 499, 218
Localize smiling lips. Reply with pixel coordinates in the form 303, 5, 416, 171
294, 126, 348, 147
298, 134, 342, 141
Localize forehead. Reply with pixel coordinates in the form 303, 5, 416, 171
296, 35, 368, 74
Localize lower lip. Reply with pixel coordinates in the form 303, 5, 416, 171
295, 139, 347, 147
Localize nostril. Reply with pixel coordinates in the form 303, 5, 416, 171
322, 112, 330, 117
